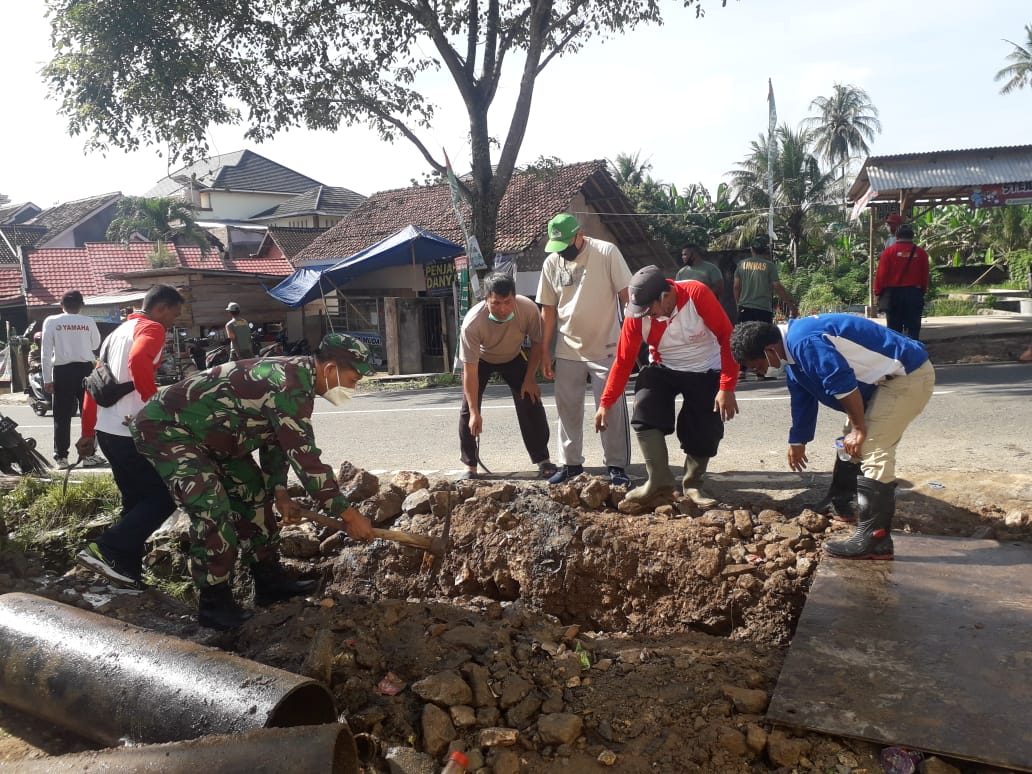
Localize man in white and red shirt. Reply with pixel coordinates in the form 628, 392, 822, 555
73, 284, 185, 588
595, 266, 739, 507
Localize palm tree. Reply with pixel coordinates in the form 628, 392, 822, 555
995, 25, 1032, 94
723, 125, 837, 266
608, 151, 652, 188
106, 196, 212, 257
803, 84, 882, 173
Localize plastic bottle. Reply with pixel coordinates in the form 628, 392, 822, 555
834, 436, 852, 462
442, 751, 469, 773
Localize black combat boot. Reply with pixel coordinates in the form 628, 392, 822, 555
823, 476, 896, 560
198, 583, 253, 630
252, 559, 318, 607
812, 458, 861, 522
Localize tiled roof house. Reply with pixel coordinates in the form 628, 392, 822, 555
293, 160, 669, 276
249, 186, 366, 229
25, 192, 123, 249
146, 150, 366, 261
22, 243, 294, 329
0, 202, 42, 226
253, 227, 331, 267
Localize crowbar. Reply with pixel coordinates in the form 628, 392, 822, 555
62, 458, 82, 497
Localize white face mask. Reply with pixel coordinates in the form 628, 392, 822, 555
322, 365, 355, 406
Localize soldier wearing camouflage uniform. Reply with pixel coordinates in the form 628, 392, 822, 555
132, 333, 376, 630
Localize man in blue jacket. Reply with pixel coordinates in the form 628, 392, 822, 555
730, 315, 935, 560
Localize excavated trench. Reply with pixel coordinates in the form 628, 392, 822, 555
312, 475, 825, 646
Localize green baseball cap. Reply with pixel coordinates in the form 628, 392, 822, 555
545, 213, 581, 253
319, 333, 375, 375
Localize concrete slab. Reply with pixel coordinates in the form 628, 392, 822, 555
767, 534, 1032, 772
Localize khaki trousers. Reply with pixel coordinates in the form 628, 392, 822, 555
853, 360, 935, 483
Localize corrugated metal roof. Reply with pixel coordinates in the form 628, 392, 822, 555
848, 144, 1032, 201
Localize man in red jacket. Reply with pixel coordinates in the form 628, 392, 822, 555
874, 224, 929, 340
595, 266, 740, 507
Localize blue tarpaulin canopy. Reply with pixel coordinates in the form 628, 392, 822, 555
267, 225, 464, 308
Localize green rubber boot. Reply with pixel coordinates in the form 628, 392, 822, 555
624, 429, 675, 503
682, 454, 717, 508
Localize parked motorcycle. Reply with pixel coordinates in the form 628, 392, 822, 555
22, 328, 52, 417
26, 365, 51, 417
205, 343, 231, 369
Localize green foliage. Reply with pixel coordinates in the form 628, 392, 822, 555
1006, 249, 1032, 289
3, 474, 121, 554
722, 125, 838, 264
610, 152, 739, 256
148, 242, 178, 268
995, 24, 1032, 95
802, 83, 881, 169
925, 297, 982, 317
44, 0, 721, 263
779, 261, 868, 315
106, 196, 211, 255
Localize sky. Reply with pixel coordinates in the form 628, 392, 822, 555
2, 1, 1030, 209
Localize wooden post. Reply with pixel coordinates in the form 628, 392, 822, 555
383, 298, 400, 376
439, 298, 449, 374
867, 208, 876, 317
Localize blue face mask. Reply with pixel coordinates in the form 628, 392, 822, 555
488, 310, 515, 323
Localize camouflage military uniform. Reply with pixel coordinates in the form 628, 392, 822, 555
132, 356, 351, 588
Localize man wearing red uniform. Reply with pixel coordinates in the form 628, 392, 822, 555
595, 266, 739, 507
874, 224, 929, 340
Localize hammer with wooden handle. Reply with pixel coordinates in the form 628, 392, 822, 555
275, 487, 450, 574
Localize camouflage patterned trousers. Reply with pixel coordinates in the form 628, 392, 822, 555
132, 419, 279, 589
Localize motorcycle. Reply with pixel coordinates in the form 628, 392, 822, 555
22, 325, 52, 416
26, 365, 51, 417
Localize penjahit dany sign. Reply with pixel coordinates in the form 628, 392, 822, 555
970, 181, 1032, 208
424, 258, 456, 297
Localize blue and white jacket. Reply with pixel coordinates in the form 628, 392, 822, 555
781, 314, 929, 445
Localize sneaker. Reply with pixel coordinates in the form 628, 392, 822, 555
537, 461, 558, 479
54, 455, 69, 468
81, 455, 108, 468
608, 467, 631, 487
75, 543, 142, 588
548, 464, 583, 485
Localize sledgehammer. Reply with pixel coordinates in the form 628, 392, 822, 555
274, 487, 451, 575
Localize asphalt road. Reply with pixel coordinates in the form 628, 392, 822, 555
5, 362, 1029, 481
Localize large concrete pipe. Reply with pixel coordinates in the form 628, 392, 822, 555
0, 593, 337, 746
0, 723, 359, 773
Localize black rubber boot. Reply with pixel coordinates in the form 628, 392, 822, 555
252, 559, 318, 607
198, 583, 253, 630
824, 476, 896, 560
812, 459, 861, 522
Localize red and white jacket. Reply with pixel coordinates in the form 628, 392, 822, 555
600, 280, 739, 408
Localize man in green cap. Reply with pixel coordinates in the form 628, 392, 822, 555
132, 332, 376, 630
537, 212, 633, 486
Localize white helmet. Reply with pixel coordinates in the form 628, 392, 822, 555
226, 302, 241, 313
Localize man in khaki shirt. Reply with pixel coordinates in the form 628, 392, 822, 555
537, 213, 632, 486
458, 272, 555, 480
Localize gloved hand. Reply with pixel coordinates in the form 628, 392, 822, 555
75, 436, 96, 459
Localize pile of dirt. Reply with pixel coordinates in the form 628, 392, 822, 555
923, 332, 1032, 365
1, 466, 1029, 773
